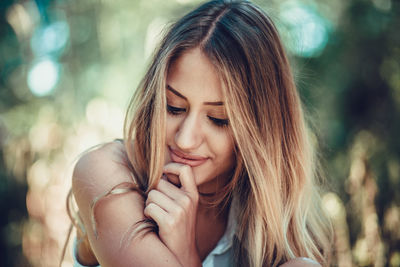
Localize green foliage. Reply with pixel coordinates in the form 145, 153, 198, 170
0, 0, 399, 266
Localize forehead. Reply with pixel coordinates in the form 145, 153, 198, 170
166, 48, 223, 102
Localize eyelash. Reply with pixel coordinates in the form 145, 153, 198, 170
166, 105, 229, 128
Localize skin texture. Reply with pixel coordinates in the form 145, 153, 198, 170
74, 143, 322, 267
144, 47, 236, 264
73, 48, 235, 267
73, 48, 322, 267
144, 163, 202, 266
164, 48, 236, 194
73, 142, 184, 267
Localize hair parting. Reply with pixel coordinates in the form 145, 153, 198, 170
66, 1, 332, 266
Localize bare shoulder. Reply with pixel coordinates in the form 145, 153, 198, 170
72, 140, 141, 221
72, 141, 133, 190
72, 141, 181, 266
280, 258, 322, 267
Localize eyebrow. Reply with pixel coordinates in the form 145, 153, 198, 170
167, 85, 224, 106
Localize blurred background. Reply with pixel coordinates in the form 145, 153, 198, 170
0, 0, 399, 266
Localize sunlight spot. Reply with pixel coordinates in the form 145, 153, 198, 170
279, 2, 330, 57
28, 58, 60, 97
31, 21, 70, 57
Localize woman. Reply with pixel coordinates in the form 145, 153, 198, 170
68, 0, 333, 266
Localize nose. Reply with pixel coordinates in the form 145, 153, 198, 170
174, 113, 203, 151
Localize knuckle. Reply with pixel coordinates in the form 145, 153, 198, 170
182, 164, 191, 173
145, 202, 156, 212
165, 218, 176, 230
147, 190, 156, 199
180, 194, 192, 209
143, 205, 151, 216
145, 192, 153, 205
174, 205, 185, 218
157, 179, 166, 187
192, 192, 199, 202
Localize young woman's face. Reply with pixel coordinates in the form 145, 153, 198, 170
164, 48, 235, 193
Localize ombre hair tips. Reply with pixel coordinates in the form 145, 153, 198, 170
69, 1, 333, 266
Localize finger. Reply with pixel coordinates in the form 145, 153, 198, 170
143, 202, 170, 226
156, 179, 197, 213
156, 179, 184, 200
146, 189, 177, 212
147, 189, 189, 220
163, 163, 198, 196
163, 172, 181, 187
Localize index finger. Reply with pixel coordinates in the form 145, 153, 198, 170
163, 163, 198, 196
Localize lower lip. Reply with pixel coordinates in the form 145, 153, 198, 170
169, 149, 208, 167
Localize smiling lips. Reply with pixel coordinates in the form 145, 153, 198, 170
169, 147, 209, 167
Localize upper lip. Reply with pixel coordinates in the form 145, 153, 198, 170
169, 147, 208, 161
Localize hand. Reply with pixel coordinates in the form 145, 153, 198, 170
144, 163, 201, 267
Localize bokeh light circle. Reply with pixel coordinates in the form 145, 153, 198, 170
27, 58, 60, 97
280, 3, 330, 57
30, 21, 70, 57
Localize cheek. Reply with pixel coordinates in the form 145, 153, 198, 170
165, 116, 179, 140
211, 131, 235, 162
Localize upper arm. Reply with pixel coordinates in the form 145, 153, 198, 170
279, 258, 322, 267
72, 142, 182, 267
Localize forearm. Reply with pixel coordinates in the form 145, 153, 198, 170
76, 190, 184, 267
72, 143, 184, 267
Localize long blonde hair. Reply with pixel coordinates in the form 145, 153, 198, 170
68, 0, 333, 266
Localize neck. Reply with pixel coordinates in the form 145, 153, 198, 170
197, 168, 234, 195
195, 196, 231, 261
196, 170, 234, 219
197, 194, 231, 220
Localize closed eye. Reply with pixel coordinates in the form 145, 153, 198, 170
167, 104, 229, 127
167, 104, 186, 115
208, 116, 229, 127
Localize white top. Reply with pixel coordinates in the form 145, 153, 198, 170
73, 199, 238, 267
